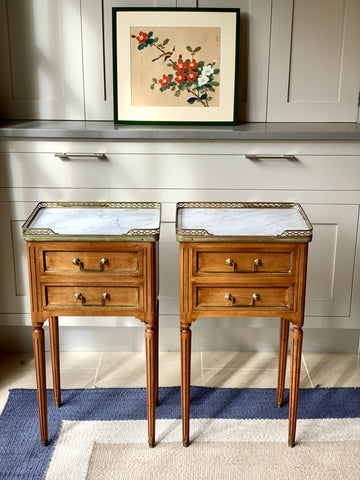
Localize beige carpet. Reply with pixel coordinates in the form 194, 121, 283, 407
86, 441, 360, 479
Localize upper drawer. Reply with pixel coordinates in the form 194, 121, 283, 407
2, 151, 360, 190
43, 250, 140, 275
197, 251, 292, 275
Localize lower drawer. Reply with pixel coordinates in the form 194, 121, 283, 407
45, 286, 140, 308
196, 286, 291, 309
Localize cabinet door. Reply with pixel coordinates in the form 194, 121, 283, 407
0, 0, 84, 120
0, 202, 35, 314
305, 204, 358, 317
194, 0, 271, 122
82, 0, 271, 121
81, 0, 176, 121
267, 0, 360, 122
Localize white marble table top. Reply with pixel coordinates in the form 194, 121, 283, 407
176, 203, 312, 242
23, 203, 161, 241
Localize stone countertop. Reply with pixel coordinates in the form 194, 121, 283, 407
0, 120, 360, 141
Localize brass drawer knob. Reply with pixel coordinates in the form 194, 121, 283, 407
225, 258, 262, 272
224, 292, 260, 307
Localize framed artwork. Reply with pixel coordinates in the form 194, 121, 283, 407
112, 8, 240, 125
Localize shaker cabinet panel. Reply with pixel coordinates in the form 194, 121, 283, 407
197, 0, 271, 122
81, 0, 176, 121
0, 0, 84, 120
267, 0, 360, 122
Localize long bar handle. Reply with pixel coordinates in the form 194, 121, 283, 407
55, 153, 106, 160
245, 154, 297, 160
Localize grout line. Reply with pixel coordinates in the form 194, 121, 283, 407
302, 353, 315, 388
93, 351, 103, 388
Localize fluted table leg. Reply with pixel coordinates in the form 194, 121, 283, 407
180, 322, 192, 447
288, 324, 303, 447
33, 323, 48, 446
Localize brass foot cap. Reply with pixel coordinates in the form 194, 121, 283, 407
148, 441, 155, 448
288, 441, 295, 448
277, 402, 282, 409
183, 441, 190, 447
41, 441, 49, 447
55, 402, 62, 408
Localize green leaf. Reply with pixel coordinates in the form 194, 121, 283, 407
153, 37, 159, 43
186, 46, 193, 52
174, 90, 181, 97
166, 63, 173, 67
194, 46, 201, 52
187, 97, 197, 104
152, 78, 158, 84
150, 84, 155, 90
200, 93, 208, 100
163, 38, 169, 46
207, 96, 212, 101
211, 81, 220, 87
148, 31, 153, 38
213, 68, 220, 75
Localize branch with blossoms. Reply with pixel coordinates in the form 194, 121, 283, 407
131, 30, 220, 107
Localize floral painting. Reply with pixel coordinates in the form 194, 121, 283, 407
129, 26, 221, 107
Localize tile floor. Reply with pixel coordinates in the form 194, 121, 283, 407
1, 351, 360, 414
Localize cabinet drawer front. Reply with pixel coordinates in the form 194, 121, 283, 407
45, 286, 140, 308
43, 251, 140, 274
197, 252, 291, 274
3, 151, 360, 190
196, 287, 291, 309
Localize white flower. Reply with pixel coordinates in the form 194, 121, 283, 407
197, 75, 209, 86
202, 64, 214, 76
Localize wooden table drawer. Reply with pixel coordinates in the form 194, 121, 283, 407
196, 251, 292, 274
43, 250, 140, 274
45, 286, 140, 308
196, 286, 291, 309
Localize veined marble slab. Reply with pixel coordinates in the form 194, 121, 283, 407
176, 204, 312, 240
24, 204, 161, 240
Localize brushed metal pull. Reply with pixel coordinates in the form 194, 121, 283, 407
72, 257, 109, 272
55, 153, 107, 160
74, 292, 110, 306
224, 293, 260, 307
245, 154, 297, 161
225, 258, 262, 272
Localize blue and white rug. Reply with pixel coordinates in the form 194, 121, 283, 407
0, 387, 360, 479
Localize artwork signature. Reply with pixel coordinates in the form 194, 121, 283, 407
131, 30, 220, 107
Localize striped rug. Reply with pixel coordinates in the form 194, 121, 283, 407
0, 387, 359, 479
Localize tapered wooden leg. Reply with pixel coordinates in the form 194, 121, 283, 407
277, 317, 289, 408
49, 316, 61, 407
288, 324, 303, 447
145, 322, 157, 448
180, 322, 192, 447
33, 323, 48, 446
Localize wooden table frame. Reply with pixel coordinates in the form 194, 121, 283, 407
26, 240, 158, 447
179, 241, 309, 448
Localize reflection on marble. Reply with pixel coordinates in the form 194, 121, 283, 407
29, 208, 160, 235
177, 206, 311, 237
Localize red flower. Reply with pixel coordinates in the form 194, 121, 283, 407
175, 59, 186, 73
186, 70, 198, 83
175, 72, 186, 85
159, 74, 171, 88
136, 31, 148, 44
186, 59, 199, 70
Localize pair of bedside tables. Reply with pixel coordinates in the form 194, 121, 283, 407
23, 201, 312, 448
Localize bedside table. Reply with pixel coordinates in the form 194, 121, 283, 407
23, 202, 161, 447
176, 202, 313, 447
